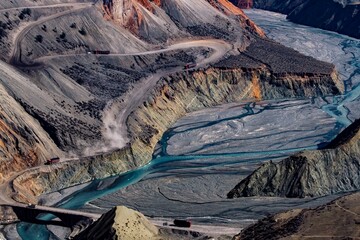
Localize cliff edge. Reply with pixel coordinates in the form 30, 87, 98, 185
228, 119, 360, 198
287, 0, 360, 39
234, 192, 360, 240
251, 0, 360, 39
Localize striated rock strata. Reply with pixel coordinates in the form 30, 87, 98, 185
10, 38, 343, 202
104, 0, 264, 43
234, 192, 360, 240
228, 118, 360, 198
0, 84, 60, 184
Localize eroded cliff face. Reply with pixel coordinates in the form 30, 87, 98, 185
0, 84, 61, 184
287, 0, 360, 39
251, 0, 306, 14
205, 0, 265, 37
235, 193, 360, 240
10, 60, 342, 202
12, 147, 135, 203
228, 119, 360, 198
104, 0, 264, 43
128, 66, 341, 164
252, 0, 360, 39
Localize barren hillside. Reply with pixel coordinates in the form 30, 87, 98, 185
0, 0, 343, 206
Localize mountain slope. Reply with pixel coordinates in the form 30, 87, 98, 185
0, 78, 61, 183
0, 0, 344, 202
73, 206, 159, 240
228, 119, 360, 198
251, 0, 360, 39
288, 0, 360, 39
251, 0, 307, 14
235, 193, 360, 240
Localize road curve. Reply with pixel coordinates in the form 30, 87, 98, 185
9, 2, 93, 65
99, 39, 232, 151
1, 0, 233, 224
0, 2, 94, 13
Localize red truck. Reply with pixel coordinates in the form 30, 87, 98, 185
45, 157, 60, 165
183, 62, 197, 70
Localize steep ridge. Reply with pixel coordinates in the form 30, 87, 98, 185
10, 38, 343, 201
228, 118, 360, 198
0, 0, 264, 153
250, 0, 307, 14
207, 0, 265, 36
73, 206, 159, 240
287, 0, 360, 39
250, 0, 360, 39
104, 0, 264, 43
0, 82, 60, 184
0, 0, 344, 204
234, 193, 360, 240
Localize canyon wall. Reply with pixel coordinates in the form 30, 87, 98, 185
251, 0, 360, 39
287, 0, 360, 39
0, 84, 61, 184
234, 193, 360, 239
10, 51, 342, 202
228, 119, 360, 198
251, 0, 306, 14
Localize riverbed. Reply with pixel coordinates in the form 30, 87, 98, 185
15, 9, 360, 240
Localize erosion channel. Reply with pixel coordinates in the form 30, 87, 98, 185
16, 9, 360, 240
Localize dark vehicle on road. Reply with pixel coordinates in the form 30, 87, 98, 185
89, 50, 110, 55
183, 62, 197, 70
45, 157, 60, 165
173, 219, 191, 228
27, 203, 36, 208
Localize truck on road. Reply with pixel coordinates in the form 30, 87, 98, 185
173, 219, 191, 228
88, 50, 110, 55
45, 157, 60, 165
183, 62, 197, 70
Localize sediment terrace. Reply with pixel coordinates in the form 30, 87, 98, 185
8, 38, 343, 204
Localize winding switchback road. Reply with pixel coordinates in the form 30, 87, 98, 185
0, 2, 94, 13
99, 39, 232, 150
9, 2, 93, 65
1, 0, 233, 218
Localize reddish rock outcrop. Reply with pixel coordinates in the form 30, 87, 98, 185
207, 0, 264, 36
231, 0, 253, 9
103, 0, 265, 40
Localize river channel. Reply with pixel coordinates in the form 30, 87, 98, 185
16, 9, 360, 240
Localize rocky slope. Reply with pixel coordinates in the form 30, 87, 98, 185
104, 0, 264, 42
251, 0, 307, 14
0, 0, 264, 154
0, 0, 344, 205
73, 206, 159, 240
9, 36, 344, 202
234, 192, 360, 240
287, 0, 360, 39
0, 75, 61, 184
228, 118, 360, 198
251, 0, 360, 39
72, 205, 204, 240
